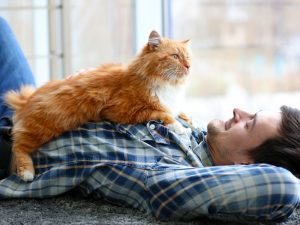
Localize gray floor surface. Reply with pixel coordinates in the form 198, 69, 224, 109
0, 194, 299, 225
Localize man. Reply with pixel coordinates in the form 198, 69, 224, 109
207, 106, 300, 176
0, 16, 299, 222
207, 108, 282, 165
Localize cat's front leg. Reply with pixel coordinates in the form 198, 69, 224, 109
10, 147, 35, 181
167, 120, 186, 134
10, 127, 46, 181
178, 112, 193, 125
148, 111, 186, 134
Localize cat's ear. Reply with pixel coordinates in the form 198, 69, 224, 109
148, 30, 162, 50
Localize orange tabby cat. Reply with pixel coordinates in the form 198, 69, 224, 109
5, 31, 191, 181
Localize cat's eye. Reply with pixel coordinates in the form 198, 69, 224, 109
171, 54, 179, 60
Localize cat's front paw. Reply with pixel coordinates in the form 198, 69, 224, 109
21, 171, 34, 182
12, 152, 35, 182
168, 121, 186, 134
178, 112, 193, 125
18, 167, 34, 182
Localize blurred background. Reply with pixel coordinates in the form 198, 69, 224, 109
1, 0, 300, 123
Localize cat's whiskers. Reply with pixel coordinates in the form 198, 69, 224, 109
163, 65, 187, 85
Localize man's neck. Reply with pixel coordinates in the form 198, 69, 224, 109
205, 135, 229, 166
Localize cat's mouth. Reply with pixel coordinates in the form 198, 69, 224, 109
178, 69, 190, 77
161, 68, 190, 84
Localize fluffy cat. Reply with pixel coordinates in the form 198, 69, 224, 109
5, 30, 191, 181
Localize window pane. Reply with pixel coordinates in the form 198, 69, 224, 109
1, 0, 134, 85
169, 0, 300, 121
0, 0, 47, 8
69, 0, 135, 72
1, 5, 50, 85
1, 11, 34, 57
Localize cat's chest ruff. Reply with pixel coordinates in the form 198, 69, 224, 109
151, 85, 185, 116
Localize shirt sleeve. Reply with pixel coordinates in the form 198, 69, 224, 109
145, 164, 300, 221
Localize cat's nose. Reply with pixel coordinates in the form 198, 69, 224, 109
184, 63, 190, 70
183, 60, 190, 70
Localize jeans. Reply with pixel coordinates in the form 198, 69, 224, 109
0, 17, 36, 177
0, 16, 36, 126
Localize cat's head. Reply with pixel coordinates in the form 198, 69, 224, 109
131, 31, 191, 86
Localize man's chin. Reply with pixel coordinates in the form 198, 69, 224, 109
207, 119, 225, 136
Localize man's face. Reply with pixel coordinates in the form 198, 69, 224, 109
206, 108, 281, 165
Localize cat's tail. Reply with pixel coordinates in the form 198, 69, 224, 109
5, 85, 35, 111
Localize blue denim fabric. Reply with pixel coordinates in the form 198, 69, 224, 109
0, 17, 36, 178
0, 17, 36, 126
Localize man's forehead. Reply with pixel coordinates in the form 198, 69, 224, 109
256, 109, 281, 119
254, 110, 281, 133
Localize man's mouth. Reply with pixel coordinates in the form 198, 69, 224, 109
225, 120, 231, 130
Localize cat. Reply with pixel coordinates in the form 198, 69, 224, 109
5, 30, 191, 182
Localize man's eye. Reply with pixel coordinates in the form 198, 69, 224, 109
245, 121, 250, 129
245, 119, 253, 129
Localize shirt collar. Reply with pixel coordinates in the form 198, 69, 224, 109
199, 138, 214, 167
146, 120, 170, 144
194, 131, 214, 167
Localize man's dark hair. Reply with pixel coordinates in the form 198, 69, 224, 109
250, 105, 300, 177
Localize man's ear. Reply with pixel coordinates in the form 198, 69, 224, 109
148, 30, 161, 50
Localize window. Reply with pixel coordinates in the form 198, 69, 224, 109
1, 0, 50, 85
1, 0, 135, 86
1, 0, 299, 122
68, 0, 135, 72
168, 0, 300, 121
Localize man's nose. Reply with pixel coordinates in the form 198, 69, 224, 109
233, 108, 251, 121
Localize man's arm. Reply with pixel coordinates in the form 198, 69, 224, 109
146, 164, 299, 221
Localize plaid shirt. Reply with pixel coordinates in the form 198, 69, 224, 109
0, 119, 299, 221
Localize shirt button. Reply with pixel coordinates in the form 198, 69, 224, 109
149, 124, 156, 130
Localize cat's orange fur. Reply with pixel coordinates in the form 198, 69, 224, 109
5, 31, 191, 181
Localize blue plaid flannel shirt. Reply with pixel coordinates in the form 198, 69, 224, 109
0, 119, 299, 221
